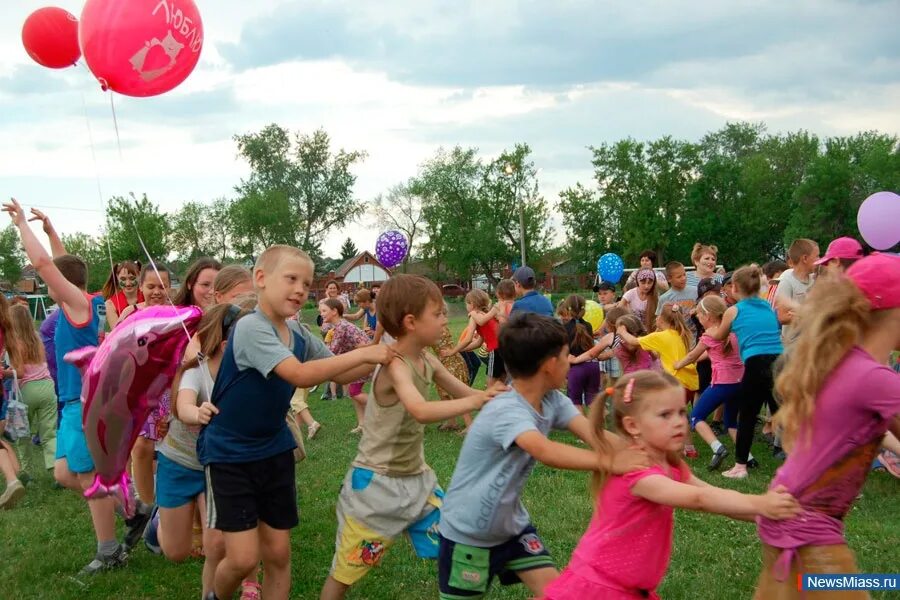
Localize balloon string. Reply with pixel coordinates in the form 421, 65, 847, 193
109, 94, 123, 161
80, 89, 119, 301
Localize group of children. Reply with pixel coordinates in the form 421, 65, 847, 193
0, 198, 896, 600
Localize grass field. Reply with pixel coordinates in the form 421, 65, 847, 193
1, 310, 898, 599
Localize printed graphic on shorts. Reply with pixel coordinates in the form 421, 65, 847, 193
519, 533, 544, 555
348, 539, 386, 567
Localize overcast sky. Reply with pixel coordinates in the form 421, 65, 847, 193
1, 0, 898, 259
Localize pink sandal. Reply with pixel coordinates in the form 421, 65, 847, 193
240, 581, 261, 600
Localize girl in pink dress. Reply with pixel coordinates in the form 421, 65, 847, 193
543, 371, 801, 600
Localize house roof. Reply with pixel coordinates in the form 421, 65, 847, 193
335, 251, 388, 278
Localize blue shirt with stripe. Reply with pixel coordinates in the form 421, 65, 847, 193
55, 294, 105, 402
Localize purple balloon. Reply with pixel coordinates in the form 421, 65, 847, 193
858, 191, 900, 250
375, 230, 408, 268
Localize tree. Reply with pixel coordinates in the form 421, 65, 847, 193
414, 144, 551, 283
231, 124, 366, 260
0, 225, 25, 287
170, 198, 235, 263
60, 232, 111, 291
339, 237, 358, 260
105, 193, 170, 264
371, 182, 426, 265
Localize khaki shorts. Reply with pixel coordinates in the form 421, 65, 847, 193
330, 467, 443, 585
290, 388, 309, 414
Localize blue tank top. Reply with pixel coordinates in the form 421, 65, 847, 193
365, 307, 377, 331
731, 297, 783, 362
55, 294, 104, 402
198, 326, 305, 465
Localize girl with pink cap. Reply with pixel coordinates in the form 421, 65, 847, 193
755, 253, 900, 598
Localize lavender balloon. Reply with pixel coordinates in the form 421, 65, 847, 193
375, 230, 409, 269
857, 191, 900, 250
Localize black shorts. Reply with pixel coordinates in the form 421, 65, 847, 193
204, 450, 298, 532
486, 350, 506, 380
438, 525, 554, 598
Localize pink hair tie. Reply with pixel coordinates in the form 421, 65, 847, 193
623, 378, 636, 404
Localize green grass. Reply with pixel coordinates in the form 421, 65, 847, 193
1, 313, 898, 599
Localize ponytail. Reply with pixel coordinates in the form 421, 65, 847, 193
659, 305, 692, 351
774, 276, 872, 447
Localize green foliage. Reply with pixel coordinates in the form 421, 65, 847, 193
414, 143, 551, 282
561, 123, 900, 269
105, 193, 170, 264
0, 225, 25, 287
169, 198, 233, 263
231, 124, 366, 262
339, 237, 358, 260
60, 232, 114, 292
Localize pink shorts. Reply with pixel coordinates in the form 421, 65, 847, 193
348, 381, 365, 397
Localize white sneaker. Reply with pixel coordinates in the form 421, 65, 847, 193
349, 426, 363, 435
0, 480, 25, 509
307, 422, 321, 439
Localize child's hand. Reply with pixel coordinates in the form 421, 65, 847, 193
673, 359, 685, 370
2, 198, 26, 226
616, 325, 628, 335
363, 343, 398, 365
27, 208, 54, 233
440, 348, 456, 358
197, 401, 219, 425
608, 447, 651, 474
485, 381, 509, 398
157, 418, 170, 440
757, 485, 802, 520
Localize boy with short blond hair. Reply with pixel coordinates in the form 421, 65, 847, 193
776, 238, 819, 339
656, 260, 698, 317
200, 245, 394, 600
321, 274, 498, 600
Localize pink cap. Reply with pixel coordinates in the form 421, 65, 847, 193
815, 237, 863, 265
845, 253, 900, 310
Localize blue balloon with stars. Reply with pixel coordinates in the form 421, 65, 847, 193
597, 253, 625, 283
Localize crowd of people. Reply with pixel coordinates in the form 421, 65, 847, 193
0, 197, 897, 600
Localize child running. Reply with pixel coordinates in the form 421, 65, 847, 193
200, 246, 394, 600
438, 312, 649, 599
543, 371, 801, 600
3, 198, 149, 572
321, 275, 498, 600
673, 295, 746, 470
5, 304, 58, 479
708, 265, 784, 478
145, 304, 247, 597
560, 295, 600, 411
445, 289, 505, 387
617, 305, 699, 457
754, 253, 900, 599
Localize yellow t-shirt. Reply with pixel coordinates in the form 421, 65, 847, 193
639, 329, 699, 391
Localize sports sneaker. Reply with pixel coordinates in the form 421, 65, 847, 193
747, 458, 760, 469
307, 422, 321, 440
0, 480, 25, 509
79, 544, 128, 575
142, 505, 162, 555
708, 446, 729, 471
683, 445, 699, 459
124, 503, 152, 552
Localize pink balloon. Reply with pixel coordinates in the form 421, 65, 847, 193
65, 305, 202, 514
79, 0, 204, 97
857, 191, 900, 250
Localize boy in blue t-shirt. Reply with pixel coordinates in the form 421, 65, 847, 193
3, 199, 150, 574
199, 245, 394, 600
438, 313, 647, 599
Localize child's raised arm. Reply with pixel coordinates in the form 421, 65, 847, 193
570, 332, 614, 364
469, 306, 497, 327
631, 473, 801, 521
3, 199, 88, 320
344, 308, 365, 322
27, 208, 67, 258
390, 356, 490, 423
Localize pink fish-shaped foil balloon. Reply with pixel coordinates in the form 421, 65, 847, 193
65, 305, 203, 515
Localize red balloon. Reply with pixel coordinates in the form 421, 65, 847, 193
21, 7, 81, 69
80, 0, 204, 97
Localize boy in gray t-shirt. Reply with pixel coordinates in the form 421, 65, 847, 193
438, 313, 645, 599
